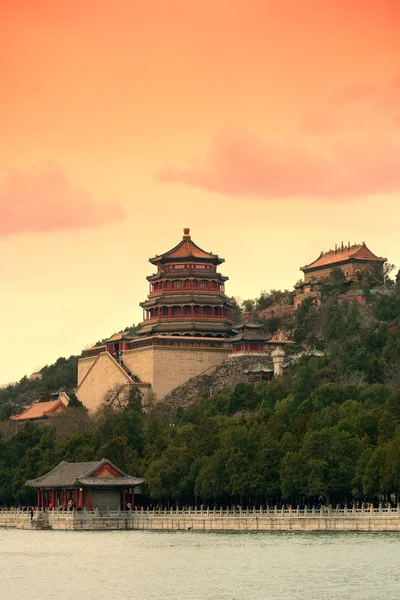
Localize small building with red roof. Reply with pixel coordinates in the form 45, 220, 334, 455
10, 398, 67, 422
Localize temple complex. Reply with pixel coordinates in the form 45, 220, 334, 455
77, 229, 237, 410
75, 229, 283, 412
294, 242, 386, 307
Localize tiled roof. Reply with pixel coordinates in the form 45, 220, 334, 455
26, 458, 145, 488
78, 476, 144, 487
229, 333, 270, 343
104, 333, 135, 343
235, 321, 264, 330
302, 243, 386, 272
150, 229, 224, 265
10, 399, 67, 421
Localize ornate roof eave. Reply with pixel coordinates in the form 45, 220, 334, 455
149, 229, 224, 266
140, 295, 230, 308
235, 321, 264, 330
25, 458, 140, 489
301, 242, 387, 272
146, 272, 229, 282
136, 321, 232, 334
229, 333, 271, 343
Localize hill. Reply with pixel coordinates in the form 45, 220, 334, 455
1, 277, 400, 507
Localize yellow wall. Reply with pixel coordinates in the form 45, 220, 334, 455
122, 347, 154, 384
77, 356, 97, 386
76, 352, 131, 412
151, 346, 229, 399
76, 345, 230, 409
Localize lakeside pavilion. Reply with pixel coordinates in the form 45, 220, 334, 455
26, 459, 144, 511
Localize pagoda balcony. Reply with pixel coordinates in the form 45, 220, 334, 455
148, 286, 226, 296
143, 315, 233, 324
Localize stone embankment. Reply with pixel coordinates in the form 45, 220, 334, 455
1, 507, 400, 532
158, 355, 275, 413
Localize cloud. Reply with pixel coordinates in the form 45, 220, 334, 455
156, 127, 400, 199
0, 161, 124, 236
157, 77, 400, 199
302, 78, 400, 134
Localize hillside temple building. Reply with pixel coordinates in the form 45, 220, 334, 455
76, 229, 285, 412
294, 242, 386, 307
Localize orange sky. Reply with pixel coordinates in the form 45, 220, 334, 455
1, 0, 400, 384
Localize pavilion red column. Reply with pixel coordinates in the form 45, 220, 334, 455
131, 490, 135, 510
37, 490, 40, 508
123, 490, 126, 511
88, 489, 93, 511
51, 489, 55, 508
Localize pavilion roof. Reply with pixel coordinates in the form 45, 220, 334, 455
136, 321, 232, 336
10, 399, 67, 422
229, 332, 270, 343
149, 229, 224, 265
301, 243, 386, 272
235, 320, 264, 330
25, 458, 144, 489
104, 333, 136, 343
141, 294, 229, 307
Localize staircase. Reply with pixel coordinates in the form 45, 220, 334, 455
109, 352, 142, 383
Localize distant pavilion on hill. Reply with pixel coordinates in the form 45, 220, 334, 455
294, 242, 386, 308
10, 399, 67, 422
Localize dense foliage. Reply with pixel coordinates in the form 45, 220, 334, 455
0, 356, 79, 420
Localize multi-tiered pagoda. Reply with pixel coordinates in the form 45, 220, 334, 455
136, 228, 233, 338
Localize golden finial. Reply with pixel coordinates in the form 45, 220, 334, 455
183, 228, 191, 238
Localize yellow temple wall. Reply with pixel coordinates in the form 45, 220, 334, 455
151, 346, 230, 400
76, 345, 230, 410
77, 356, 97, 386
121, 348, 154, 384
76, 352, 131, 413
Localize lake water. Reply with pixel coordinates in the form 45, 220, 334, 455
1, 529, 400, 600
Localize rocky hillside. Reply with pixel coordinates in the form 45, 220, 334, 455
155, 354, 276, 414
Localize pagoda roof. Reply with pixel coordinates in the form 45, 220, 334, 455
141, 294, 229, 307
104, 333, 136, 343
149, 229, 224, 265
10, 399, 67, 422
235, 320, 264, 330
301, 243, 386, 272
136, 321, 232, 335
229, 332, 271, 343
147, 272, 228, 282
25, 458, 144, 489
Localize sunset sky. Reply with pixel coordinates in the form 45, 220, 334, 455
1, 0, 400, 384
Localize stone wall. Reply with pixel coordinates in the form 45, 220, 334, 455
76, 352, 132, 412
122, 347, 154, 384
77, 356, 96, 385
2, 509, 400, 532
151, 346, 229, 400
